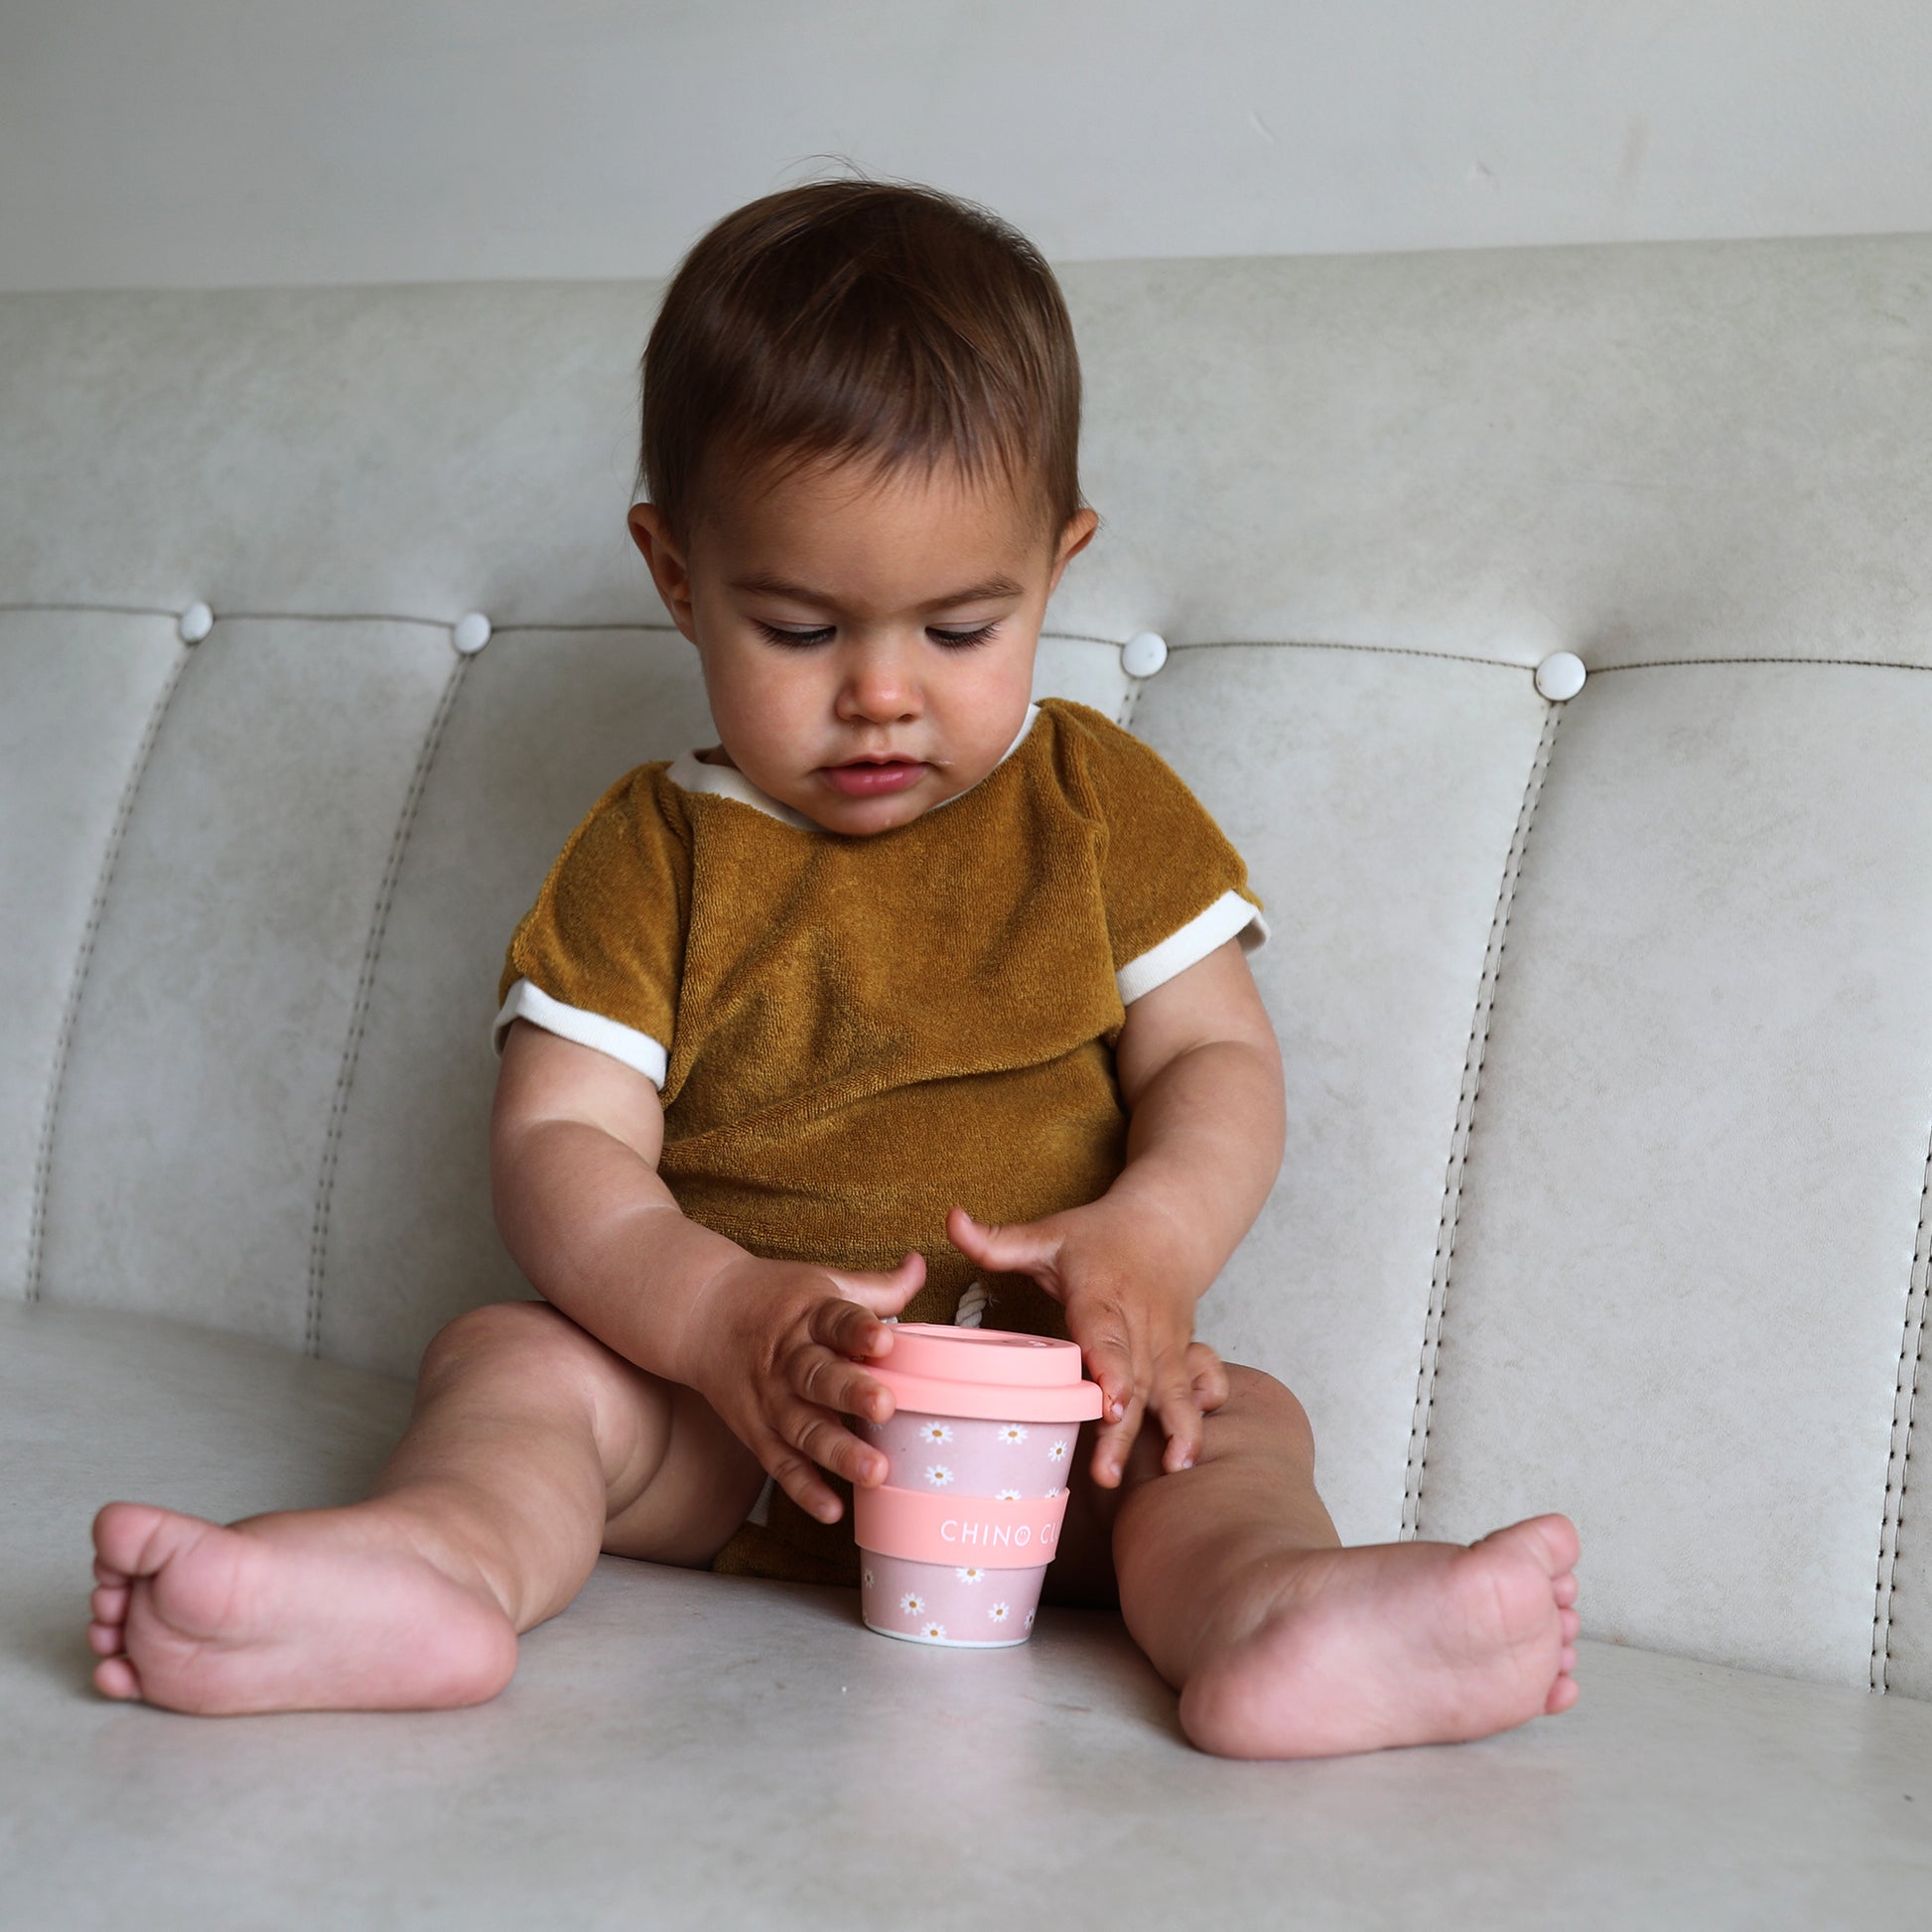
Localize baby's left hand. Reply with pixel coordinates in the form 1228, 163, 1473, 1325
945, 1202, 1230, 1486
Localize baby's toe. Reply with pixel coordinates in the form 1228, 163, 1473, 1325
1560, 1606, 1580, 1642
93, 1557, 130, 1588
1520, 1512, 1581, 1577
92, 1655, 141, 1700
91, 1582, 129, 1624
86, 1618, 125, 1656
1546, 1673, 1581, 1716
91, 1500, 175, 1579
1554, 1572, 1579, 1609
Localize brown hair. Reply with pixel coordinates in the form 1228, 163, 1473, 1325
635, 170, 1091, 558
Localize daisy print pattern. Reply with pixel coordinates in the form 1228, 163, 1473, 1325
924, 1464, 955, 1488
996, 1423, 1029, 1446
1047, 1440, 1069, 1462
989, 1602, 1011, 1623
921, 1622, 947, 1640
863, 1570, 875, 1588
916, 1421, 953, 1445
955, 1566, 986, 1585
899, 1592, 925, 1615
996, 1487, 1022, 1502
1025, 1609, 1036, 1629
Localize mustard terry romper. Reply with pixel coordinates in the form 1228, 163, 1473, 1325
491, 696, 1269, 1588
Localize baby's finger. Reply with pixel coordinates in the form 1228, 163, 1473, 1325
810, 1296, 895, 1367
1151, 1362, 1206, 1473
828, 1250, 926, 1316
1077, 1315, 1139, 1435
1185, 1341, 1231, 1412
758, 1434, 848, 1525
781, 1399, 889, 1495
789, 1340, 894, 1428
1092, 1378, 1149, 1486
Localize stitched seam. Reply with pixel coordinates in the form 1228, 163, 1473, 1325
304, 652, 471, 1358
1401, 703, 1563, 1538
1172, 638, 1528, 670
0, 601, 181, 619
25, 640, 194, 1302
1871, 1120, 1932, 1691
1590, 654, 1932, 675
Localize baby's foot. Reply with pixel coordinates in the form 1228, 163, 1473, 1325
86, 1500, 519, 1715
1176, 1513, 1582, 1760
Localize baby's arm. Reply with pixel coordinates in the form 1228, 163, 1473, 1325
948, 933, 1286, 1486
490, 1020, 924, 1524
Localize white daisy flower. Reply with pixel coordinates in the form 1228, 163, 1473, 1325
924, 1464, 955, 1488
1047, 1439, 1069, 1461
997, 1423, 1029, 1445
899, 1592, 924, 1615
955, 1566, 985, 1585
863, 1569, 874, 1588
1044, 1486, 1060, 1499
921, 1622, 947, 1640
989, 1601, 1011, 1622
917, 1420, 952, 1445
1025, 1608, 1035, 1628
996, 1487, 1022, 1502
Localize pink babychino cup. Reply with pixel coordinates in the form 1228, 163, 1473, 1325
851, 1322, 1104, 1648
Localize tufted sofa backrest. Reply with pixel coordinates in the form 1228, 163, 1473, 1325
5, 238, 1930, 1700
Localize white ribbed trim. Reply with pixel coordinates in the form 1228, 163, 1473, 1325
491, 977, 669, 1089
1116, 890, 1270, 1005
667, 704, 1039, 825
664, 752, 817, 827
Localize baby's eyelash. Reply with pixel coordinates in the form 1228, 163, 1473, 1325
754, 621, 834, 646
929, 622, 1001, 650
752, 621, 1001, 651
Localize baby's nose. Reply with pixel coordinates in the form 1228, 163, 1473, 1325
839, 648, 921, 721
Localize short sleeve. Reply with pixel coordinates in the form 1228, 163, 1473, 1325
1054, 700, 1270, 1004
491, 764, 691, 1089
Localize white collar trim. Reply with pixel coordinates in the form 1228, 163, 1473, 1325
667, 703, 1040, 829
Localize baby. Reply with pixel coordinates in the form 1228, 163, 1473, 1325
85, 178, 1580, 1759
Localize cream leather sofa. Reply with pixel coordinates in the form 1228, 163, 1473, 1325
7, 234, 1931, 1927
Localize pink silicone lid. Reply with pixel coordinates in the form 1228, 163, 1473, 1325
864, 1322, 1104, 1424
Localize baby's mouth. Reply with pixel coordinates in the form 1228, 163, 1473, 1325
821, 756, 929, 799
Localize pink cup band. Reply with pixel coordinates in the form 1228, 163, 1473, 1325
853, 1483, 1072, 1569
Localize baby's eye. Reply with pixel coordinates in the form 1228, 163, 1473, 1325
927, 622, 1000, 650
754, 621, 834, 647
753, 620, 1002, 650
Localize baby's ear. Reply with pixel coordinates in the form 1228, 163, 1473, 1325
626, 502, 699, 641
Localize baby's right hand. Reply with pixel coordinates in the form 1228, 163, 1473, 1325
685, 1249, 926, 1526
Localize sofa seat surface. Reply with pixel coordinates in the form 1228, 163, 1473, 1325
5, 1301, 1929, 1931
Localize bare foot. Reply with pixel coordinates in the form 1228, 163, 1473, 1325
1175, 1513, 1582, 1760
86, 1500, 520, 1715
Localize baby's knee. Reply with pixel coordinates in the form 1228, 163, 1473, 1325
1216, 1362, 1317, 1465
415, 1298, 594, 1390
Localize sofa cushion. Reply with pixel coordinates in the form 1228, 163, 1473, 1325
7, 1300, 1927, 1928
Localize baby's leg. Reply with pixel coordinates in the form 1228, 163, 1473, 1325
1052, 1364, 1581, 1760
85, 1302, 765, 1716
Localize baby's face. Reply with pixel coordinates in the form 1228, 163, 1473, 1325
629, 454, 1096, 835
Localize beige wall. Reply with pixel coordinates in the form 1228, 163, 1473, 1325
2, 0, 1930, 293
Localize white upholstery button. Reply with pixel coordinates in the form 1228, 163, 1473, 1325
1534, 650, 1587, 701
1121, 630, 1168, 678
453, 611, 492, 655
178, 602, 213, 644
